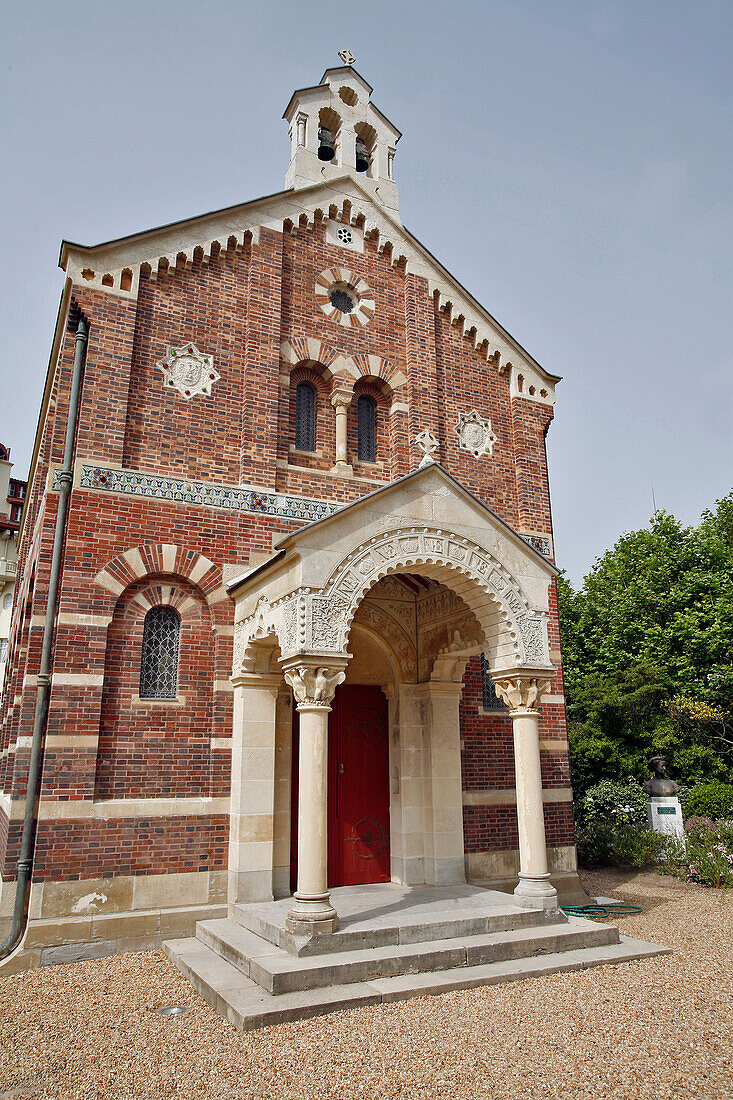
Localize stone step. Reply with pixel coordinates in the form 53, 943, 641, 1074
232, 895, 559, 957
196, 915, 620, 994
164, 933, 669, 1032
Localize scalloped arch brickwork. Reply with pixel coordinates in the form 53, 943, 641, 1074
93, 543, 229, 608
280, 337, 407, 392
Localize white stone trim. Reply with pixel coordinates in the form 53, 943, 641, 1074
30, 796, 230, 821
122, 547, 146, 578
210, 737, 232, 750
43, 736, 100, 749
51, 673, 105, 687
539, 739, 569, 753
56, 613, 114, 628
461, 787, 573, 806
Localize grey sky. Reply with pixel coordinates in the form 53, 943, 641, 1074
1, 0, 731, 583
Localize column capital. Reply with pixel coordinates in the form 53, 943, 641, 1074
281, 655, 349, 709
330, 387, 354, 409
493, 672, 553, 714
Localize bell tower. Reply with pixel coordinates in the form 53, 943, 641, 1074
283, 53, 402, 216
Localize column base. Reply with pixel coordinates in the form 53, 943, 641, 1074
330, 462, 353, 478
286, 893, 339, 935
513, 871, 558, 911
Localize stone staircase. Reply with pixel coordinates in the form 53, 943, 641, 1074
164, 883, 668, 1031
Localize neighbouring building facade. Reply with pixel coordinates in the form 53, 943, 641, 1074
0, 448, 26, 692
0, 63, 581, 967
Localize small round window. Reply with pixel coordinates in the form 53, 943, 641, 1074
329, 287, 355, 313
315, 267, 375, 328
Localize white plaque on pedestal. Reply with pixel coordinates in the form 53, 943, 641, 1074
647, 796, 684, 839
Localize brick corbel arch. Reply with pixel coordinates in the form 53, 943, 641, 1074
92, 543, 229, 609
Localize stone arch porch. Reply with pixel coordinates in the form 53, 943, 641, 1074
227, 463, 563, 934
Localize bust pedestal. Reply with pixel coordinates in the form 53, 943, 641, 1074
646, 796, 684, 840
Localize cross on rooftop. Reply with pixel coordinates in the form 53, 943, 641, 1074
338, 48, 356, 65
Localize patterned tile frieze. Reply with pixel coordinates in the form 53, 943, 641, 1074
519, 533, 553, 559
65, 465, 339, 523
54, 467, 553, 558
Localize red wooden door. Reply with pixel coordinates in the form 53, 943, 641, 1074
291, 684, 390, 891
329, 685, 391, 887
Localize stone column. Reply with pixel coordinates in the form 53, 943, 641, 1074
494, 673, 557, 910
330, 389, 353, 476
282, 657, 348, 934
229, 672, 281, 906
389, 683, 425, 885
419, 680, 467, 886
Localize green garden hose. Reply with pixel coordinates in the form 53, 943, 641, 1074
561, 903, 642, 919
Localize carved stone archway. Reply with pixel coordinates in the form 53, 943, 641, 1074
228, 463, 561, 929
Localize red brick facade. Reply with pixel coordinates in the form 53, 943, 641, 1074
0, 194, 573, 898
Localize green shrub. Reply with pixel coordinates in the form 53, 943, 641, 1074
576, 823, 616, 867
612, 826, 667, 867
577, 822, 667, 868
660, 818, 733, 888
578, 778, 647, 828
682, 781, 733, 820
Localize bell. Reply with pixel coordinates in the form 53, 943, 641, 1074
318, 127, 335, 161
355, 139, 370, 173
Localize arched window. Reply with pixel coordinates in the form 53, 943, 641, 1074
295, 381, 316, 452
480, 652, 506, 711
139, 606, 180, 700
357, 394, 376, 462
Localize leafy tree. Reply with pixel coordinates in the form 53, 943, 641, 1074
559, 491, 733, 798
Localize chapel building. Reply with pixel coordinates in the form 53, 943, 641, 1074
0, 63, 581, 965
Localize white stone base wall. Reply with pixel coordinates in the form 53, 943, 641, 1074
466, 845, 585, 905
0, 869, 227, 974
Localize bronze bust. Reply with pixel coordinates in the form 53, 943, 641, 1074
643, 755, 679, 797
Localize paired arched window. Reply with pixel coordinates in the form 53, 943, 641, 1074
295, 381, 316, 452
139, 606, 180, 699
357, 394, 376, 463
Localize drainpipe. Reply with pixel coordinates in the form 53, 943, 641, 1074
0, 313, 88, 959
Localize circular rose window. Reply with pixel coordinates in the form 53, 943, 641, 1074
315, 267, 375, 328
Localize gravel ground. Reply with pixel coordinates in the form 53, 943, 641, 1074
0, 870, 731, 1100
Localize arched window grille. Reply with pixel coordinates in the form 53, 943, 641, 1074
139, 606, 180, 700
295, 381, 316, 452
480, 652, 506, 711
357, 394, 376, 462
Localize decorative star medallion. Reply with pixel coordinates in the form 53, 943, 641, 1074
455, 409, 499, 458
413, 428, 439, 468
156, 343, 219, 400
